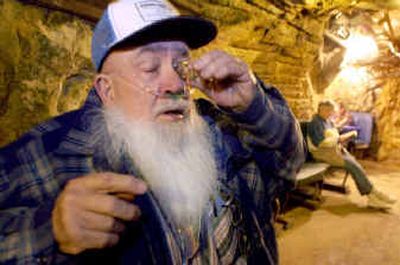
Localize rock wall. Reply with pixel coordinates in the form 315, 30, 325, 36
0, 0, 93, 146
375, 79, 400, 161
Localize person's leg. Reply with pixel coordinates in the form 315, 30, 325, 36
312, 148, 395, 208
342, 151, 373, 195
310, 147, 345, 167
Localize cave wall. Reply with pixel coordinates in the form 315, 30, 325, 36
1, 0, 399, 162
0, 0, 334, 147
375, 79, 400, 161
0, 0, 93, 146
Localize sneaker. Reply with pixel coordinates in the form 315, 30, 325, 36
370, 188, 397, 204
367, 193, 392, 209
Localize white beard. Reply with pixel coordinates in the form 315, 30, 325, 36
103, 105, 218, 228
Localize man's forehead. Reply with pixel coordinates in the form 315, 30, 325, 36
322, 105, 334, 110
136, 41, 189, 56
102, 41, 189, 72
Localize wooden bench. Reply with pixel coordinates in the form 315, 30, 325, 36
294, 162, 329, 197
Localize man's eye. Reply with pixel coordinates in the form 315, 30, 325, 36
142, 66, 158, 73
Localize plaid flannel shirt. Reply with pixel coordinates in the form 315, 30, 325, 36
0, 79, 305, 265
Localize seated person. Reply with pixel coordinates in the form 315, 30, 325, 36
331, 102, 360, 148
331, 102, 356, 133
307, 100, 396, 209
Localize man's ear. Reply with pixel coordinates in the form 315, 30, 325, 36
94, 74, 115, 106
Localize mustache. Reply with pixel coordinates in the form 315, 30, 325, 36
153, 99, 190, 116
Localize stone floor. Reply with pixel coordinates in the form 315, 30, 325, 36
277, 160, 400, 265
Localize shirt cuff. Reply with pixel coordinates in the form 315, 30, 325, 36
227, 82, 268, 125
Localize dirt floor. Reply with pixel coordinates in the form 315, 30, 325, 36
277, 160, 400, 265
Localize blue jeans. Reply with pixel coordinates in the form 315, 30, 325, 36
342, 150, 373, 195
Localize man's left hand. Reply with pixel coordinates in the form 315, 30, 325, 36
192, 50, 257, 112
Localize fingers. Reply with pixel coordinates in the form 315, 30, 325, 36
193, 50, 249, 82
80, 193, 142, 221
52, 192, 133, 254
80, 211, 126, 233
190, 50, 256, 111
115, 192, 136, 201
52, 173, 146, 254
66, 172, 147, 196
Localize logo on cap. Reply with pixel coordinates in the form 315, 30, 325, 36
135, 0, 177, 22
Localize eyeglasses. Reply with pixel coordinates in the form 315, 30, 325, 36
108, 58, 200, 100
172, 58, 217, 94
172, 58, 200, 97
135, 58, 196, 98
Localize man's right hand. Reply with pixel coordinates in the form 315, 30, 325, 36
52, 172, 147, 254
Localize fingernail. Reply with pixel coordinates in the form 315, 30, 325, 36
137, 180, 148, 193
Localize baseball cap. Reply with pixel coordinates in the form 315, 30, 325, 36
91, 0, 218, 71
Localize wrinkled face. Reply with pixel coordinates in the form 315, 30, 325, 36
95, 41, 191, 123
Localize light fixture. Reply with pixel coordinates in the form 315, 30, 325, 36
342, 33, 379, 64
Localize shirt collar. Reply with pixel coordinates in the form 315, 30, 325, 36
55, 88, 103, 156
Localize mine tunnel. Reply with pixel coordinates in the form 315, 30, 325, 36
1, 0, 399, 264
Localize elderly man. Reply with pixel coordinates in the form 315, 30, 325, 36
0, 0, 305, 264
307, 100, 396, 210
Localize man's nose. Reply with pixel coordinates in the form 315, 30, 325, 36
157, 63, 185, 95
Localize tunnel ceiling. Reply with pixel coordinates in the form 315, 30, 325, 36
16, 0, 400, 97
22, 0, 400, 22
